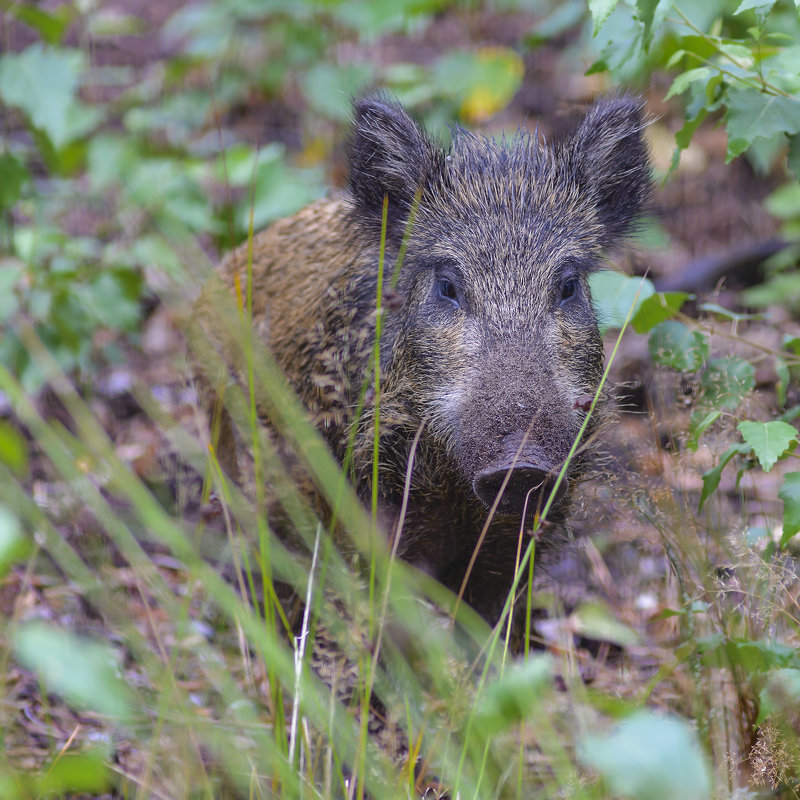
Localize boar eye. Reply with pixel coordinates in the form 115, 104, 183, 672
560, 277, 578, 304
436, 278, 460, 308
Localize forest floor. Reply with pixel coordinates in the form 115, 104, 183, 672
2, 2, 797, 797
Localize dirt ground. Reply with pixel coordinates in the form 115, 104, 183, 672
2, 1, 797, 795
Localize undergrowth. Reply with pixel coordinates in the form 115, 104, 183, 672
2, 1, 800, 798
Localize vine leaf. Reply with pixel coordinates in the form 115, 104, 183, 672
700, 443, 750, 511
0, 44, 102, 149
588, 0, 620, 36
738, 420, 798, 472
726, 88, 800, 162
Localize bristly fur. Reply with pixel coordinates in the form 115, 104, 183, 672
203, 92, 652, 633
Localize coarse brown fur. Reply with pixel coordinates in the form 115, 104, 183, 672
197, 93, 651, 626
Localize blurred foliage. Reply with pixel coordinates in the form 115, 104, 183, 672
588, 0, 800, 164
0, 0, 530, 390
5, 0, 800, 389
580, 712, 711, 800
586, 0, 800, 304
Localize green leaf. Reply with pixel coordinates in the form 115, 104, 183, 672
669, 106, 709, 175
779, 472, 800, 546
765, 180, 800, 219
780, 404, 800, 424
236, 159, 326, 234
81, 270, 143, 331
86, 11, 147, 37
688, 409, 721, 451
738, 420, 797, 472
571, 602, 640, 647
162, 3, 234, 58
758, 668, 800, 723
215, 142, 285, 186
585, 58, 609, 76
700, 443, 750, 511
580, 712, 711, 800
699, 357, 755, 411
636, 0, 669, 50
698, 302, 762, 322
675, 107, 708, 152
37, 751, 110, 795
664, 67, 712, 101
695, 635, 800, 671
734, 0, 777, 23
474, 656, 552, 734
648, 321, 709, 371
0, 421, 28, 477
431, 48, 524, 123
124, 90, 211, 145
631, 292, 688, 333
588, 0, 621, 36
334, 0, 442, 39
784, 334, 800, 355
0, 154, 29, 212
0, 505, 31, 578
742, 272, 800, 308
0, 44, 102, 149
302, 61, 374, 121
651, 607, 685, 619
726, 88, 800, 162
525, 3, 585, 43
121, 158, 218, 233
14, 621, 134, 722
719, 42, 756, 62
589, 270, 655, 335
665, 49, 686, 70
8, 4, 75, 43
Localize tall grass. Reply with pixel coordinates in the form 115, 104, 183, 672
2, 210, 799, 800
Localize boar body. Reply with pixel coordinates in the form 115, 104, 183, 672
209, 95, 650, 623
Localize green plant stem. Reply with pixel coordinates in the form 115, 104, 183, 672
670, 5, 794, 98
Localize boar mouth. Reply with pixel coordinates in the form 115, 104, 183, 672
472, 461, 568, 516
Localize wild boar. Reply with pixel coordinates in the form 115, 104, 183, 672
200, 93, 650, 624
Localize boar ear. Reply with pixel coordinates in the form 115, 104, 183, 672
567, 96, 651, 247
348, 93, 440, 239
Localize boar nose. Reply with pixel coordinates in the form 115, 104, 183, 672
472, 462, 567, 516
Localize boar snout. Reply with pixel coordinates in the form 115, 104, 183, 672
472, 460, 568, 516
